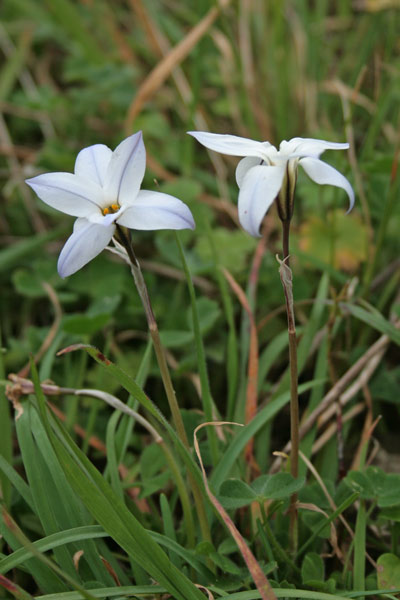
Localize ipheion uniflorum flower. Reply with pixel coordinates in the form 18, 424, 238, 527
188, 132, 354, 237
26, 132, 195, 277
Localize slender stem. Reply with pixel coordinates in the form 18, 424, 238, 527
115, 227, 212, 546
116, 228, 187, 442
279, 220, 299, 555
282, 220, 291, 263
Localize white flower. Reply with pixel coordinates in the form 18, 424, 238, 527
26, 132, 195, 277
188, 132, 354, 237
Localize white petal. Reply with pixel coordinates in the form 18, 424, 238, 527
26, 173, 103, 218
57, 219, 115, 278
238, 165, 286, 237
299, 157, 355, 212
74, 144, 112, 187
116, 190, 195, 231
72, 217, 88, 232
103, 132, 145, 207
188, 131, 270, 159
236, 156, 263, 187
282, 137, 349, 158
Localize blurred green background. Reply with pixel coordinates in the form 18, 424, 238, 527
0, 0, 399, 436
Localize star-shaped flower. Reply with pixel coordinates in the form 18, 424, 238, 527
26, 132, 195, 277
188, 132, 354, 237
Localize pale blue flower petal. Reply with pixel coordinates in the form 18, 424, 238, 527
238, 165, 286, 237
188, 131, 270, 159
299, 157, 355, 212
117, 190, 195, 230
74, 144, 112, 187
281, 137, 349, 158
236, 156, 263, 187
103, 131, 145, 207
57, 219, 115, 278
26, 173, 103, 217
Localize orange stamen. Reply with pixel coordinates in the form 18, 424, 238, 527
111, 203, 119, 211
103, 207, 110, 215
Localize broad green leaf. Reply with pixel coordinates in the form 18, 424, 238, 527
196, 227, 257, 275
251, 474, 305, 500
378, 474, 400, 508
218, 479, 256, 509
159, 329, 193, 348
62, 314, 110, 335
301, 552, 325, 585
12, 268, 57, 298
343, 471, 376, 499
379, 506, 400, 522
377, 553, 400, 590
344, 467, 400, 507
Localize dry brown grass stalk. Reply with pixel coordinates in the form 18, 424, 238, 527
125, 0, 231, 129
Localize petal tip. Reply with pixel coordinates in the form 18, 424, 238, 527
346, 194, 355, 214
131, 130, 143, 142
57, 259, 69, 279
242, 223, 261, 238
25, 177, 39, 189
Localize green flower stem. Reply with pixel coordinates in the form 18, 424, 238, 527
279, 221, 299, 555
115, 227, 211, 546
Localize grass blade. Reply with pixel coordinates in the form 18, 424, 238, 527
31, 359, 206, 600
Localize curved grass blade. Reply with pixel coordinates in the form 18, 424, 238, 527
0, 524, 213, 580
175, 232, 218, 465
31, 359, 206, 600
0, 525, 107, 575
57, 344, 205, 490
1, 507, 98, 600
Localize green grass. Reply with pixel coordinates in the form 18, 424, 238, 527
1, 1, 400, 598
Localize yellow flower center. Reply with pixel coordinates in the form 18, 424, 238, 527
103, 203, 120, 216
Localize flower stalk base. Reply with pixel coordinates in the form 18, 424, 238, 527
115, 226, 212, 547
277, 230, 299, 555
